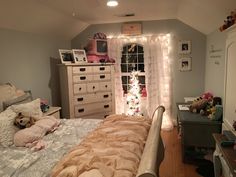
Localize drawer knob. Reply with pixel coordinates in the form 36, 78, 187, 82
104, 105, 109, 108
80, 76, 86, 80
100, 67, 105, 71
77, 98, 83, 101
80, 68, 86, 72
105, 85, 108, 88
93, 86, 95, 89
104, 94, 109, 98
100, 75, 105, 79
79, 87, 82, 91
78, 109, 84, 113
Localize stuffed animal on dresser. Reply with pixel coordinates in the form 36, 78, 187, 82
189, 97, 208, 113
14, 112, 39, 129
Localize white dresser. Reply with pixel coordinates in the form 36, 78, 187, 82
59, 63, 115, 119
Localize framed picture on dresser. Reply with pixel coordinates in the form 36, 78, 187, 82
59, 49, 74, 64
72, 49, 87, 63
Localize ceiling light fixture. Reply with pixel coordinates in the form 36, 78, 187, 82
107, 0, 118, 7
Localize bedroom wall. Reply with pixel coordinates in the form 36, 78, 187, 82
0, 28, 70, 106
71, 19, 206, 122
205, 29, 226, 99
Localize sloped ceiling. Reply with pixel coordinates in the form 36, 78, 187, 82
0, 0, 235, 40
0, 0, 89, 40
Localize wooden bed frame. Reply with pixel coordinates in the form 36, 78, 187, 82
136, 105, 165, 177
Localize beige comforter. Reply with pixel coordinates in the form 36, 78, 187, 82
51, 114, 152, 177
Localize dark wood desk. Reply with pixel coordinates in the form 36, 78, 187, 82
177, 103, 222, 162
213, 133, 236, 177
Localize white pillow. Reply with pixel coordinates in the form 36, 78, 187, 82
0, 108, 19, 147
10, 98, 43, 117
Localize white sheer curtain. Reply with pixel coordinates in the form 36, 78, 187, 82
107, 34, 173, 131
107, 38, 125, 114
144, 35, 173, 131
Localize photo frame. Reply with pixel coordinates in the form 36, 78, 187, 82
179, 57, 191, 71
59, 49, 74, 64
72, 49, 87, 63
179, 40, 191, 54
122, 23, 142, 36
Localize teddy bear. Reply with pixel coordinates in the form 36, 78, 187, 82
14, 112, 39, 129
189, 97, 208, 113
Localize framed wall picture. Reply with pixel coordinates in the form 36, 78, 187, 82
72, 49, 87, 63
179, 57, 192, 71
121, 23, 142, 36
179, 40, 191, 54
59, 49, 74, 64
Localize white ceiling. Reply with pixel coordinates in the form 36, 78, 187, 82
0, 0, 235, 39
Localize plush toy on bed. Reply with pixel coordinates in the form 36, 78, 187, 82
14, 112, 39, 129
14, 115, 61, 150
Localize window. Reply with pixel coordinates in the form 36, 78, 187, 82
120, 43, 146, 96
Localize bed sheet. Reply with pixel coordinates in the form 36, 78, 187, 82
0, 118, 101, 177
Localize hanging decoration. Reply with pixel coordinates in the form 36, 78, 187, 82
126, 71, 141, 116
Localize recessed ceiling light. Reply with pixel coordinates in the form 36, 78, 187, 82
107, 0, 118, 7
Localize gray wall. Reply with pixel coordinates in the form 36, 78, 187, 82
205, 30, 226, 98
0, 28, 71, 106
72, 19, 206, 121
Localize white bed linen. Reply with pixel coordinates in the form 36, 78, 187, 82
0, 118, 101, 177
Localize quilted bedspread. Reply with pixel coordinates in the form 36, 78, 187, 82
0, 118, 101, 177
51, 115, 152, 177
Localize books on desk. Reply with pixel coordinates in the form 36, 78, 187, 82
178, 104, 190, 111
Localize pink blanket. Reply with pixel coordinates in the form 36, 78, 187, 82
51, 114, 151, 177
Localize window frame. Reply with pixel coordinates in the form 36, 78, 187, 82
120, 43, 146, 96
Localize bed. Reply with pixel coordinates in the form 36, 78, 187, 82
0, 86, 165, 177
0, 118, 102, 177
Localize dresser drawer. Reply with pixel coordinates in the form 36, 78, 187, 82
87, 83, 99, 93
73, 75, 93, 83
73, 84, 87, 94
98, 92, 112, 101
74, 102, 112, 117
74, 92, 112, 105
74, 94, 98, 105
93, 74, 111, 81
72, 66, 93, 74
99, 82, 112, 91
93, 66, 111, 73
